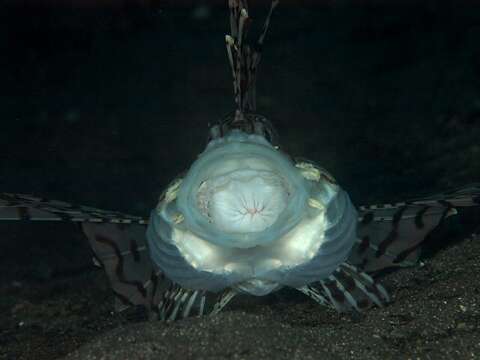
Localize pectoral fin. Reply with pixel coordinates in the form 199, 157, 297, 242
82, 222, 167, 314
157, 285, 236, 321
0, 193, 161, 314
0, 193, 148, 224
298, 263, 390, 312
349, 184, 480, 273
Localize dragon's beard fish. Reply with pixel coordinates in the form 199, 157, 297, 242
1, 0, 479, 322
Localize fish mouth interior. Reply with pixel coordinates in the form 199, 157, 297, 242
196, 168, 290, 234
175, 134, 310, 249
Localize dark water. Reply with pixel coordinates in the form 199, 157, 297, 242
0, 1, 480, 358
2, 1, 480, 207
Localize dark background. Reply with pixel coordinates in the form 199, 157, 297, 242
1, 0, 480, 213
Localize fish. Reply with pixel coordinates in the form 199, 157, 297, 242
1, 0, 479, 322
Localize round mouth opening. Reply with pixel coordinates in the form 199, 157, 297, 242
176, 137, 309, 248
196, 168, 290, 234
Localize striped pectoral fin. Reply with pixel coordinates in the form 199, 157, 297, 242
157, 284, 237, 322
0, 192, 148, 224
0, 193, 160, 312
82, 222, 168, 314
298, 263, 390, 313
350, 184, 480, 273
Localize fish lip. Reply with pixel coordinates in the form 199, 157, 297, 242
176, 136, 310, 249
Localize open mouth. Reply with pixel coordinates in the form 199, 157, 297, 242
196, 168, 290, 234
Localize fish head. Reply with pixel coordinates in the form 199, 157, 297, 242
147, 124, 358, 296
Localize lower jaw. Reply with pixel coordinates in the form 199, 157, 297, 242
234, 278, 282, 296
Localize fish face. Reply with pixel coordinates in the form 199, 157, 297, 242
147, 130, 358, 296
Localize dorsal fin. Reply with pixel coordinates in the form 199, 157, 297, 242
225, 0, 279, 122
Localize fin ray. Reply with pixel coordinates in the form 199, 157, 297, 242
351, 185, 480, 272
0, 193, 148, 224
298, 263, 391, 312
